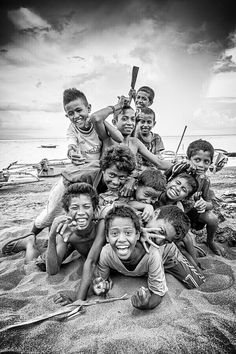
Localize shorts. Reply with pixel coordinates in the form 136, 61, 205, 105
186, 208, 206, 231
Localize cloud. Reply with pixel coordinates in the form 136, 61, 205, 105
8, 7, 51, 31
0, 102, 61, 112
213, 54, 236, 73
187, 40, 222, 55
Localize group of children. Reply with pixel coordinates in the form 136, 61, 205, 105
2, 85, 223, 311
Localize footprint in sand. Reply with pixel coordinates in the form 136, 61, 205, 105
199, 258, 234, 292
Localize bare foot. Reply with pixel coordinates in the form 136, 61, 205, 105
207, 240, 226, 257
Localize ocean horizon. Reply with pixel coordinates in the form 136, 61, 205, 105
0, 134, 235, 169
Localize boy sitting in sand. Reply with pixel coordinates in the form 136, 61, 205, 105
165, 139, 223, 256
46, 183, 100, 275
93, 204, 168, 310
1, 91, 126, 258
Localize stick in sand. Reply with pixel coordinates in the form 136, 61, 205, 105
175, 125, 187, 156
0, 294, 129, 332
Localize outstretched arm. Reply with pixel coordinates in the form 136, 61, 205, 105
137, 139, 173, 170
76, 219, 106, 300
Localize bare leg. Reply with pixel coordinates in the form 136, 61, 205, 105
199, 211, 226, 256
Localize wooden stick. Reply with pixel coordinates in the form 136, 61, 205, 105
175, 125, 187, 155
0, 294, 129, 332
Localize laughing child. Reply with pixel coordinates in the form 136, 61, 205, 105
93, 204, 168, 310
165, 139, 223, 256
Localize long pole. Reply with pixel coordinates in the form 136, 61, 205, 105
175, 125, 187, 155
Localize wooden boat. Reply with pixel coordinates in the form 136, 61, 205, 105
215, 149, 236, 158
0, 164, 40, 188
40, 144, 57, 148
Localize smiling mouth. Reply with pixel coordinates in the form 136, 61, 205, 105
169, 188, 179, 197
116, 246, 130, 256
75, 218, 88, 229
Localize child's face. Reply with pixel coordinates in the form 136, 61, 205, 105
114, 108, 136, 136
189, 150, 212, 175
107, 216, 139, 260
68, 194, 94, 230
103, 164, 129, 192
146, 216, 176, 246
138, 113, 155, 136
166, 177, 193, 201
135, 91, 151, 109
135, 185, 161, 204
65, 98, 91, 129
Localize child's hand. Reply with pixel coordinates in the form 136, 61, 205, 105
131, 286, 151, 309
194, 197, 206, 213
92, 277, 112, 296
140, 227, 165, 253
120, 177, 136, 197
56, 215, 79, 243
141, 204, 154, 223
128, 88, 136, 102
118, 95, 130, 108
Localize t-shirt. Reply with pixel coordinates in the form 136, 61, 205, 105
67, 123, 102, 161
136, 132, 165, 169
96, 243, 167, 296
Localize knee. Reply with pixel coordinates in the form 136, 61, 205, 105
203, 211, 218, 227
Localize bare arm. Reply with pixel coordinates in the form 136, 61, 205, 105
76, 219, 106, 300
131, 287, 163, 310
46, 218, 68, 275
136, 139, 173, 170
104, 121, 124, 143
90, 104, 123, 141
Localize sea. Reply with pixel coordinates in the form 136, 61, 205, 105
0, 134, 236, 170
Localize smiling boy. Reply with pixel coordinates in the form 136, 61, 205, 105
93, 205, 167, 310
46, 183, 100, 275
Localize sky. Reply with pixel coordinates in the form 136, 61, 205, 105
0, 0, 236, 139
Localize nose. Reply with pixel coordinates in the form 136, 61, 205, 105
117, 232, 126, 242
112, 177, 120, 186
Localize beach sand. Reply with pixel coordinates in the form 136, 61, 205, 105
0, 167, 236, 353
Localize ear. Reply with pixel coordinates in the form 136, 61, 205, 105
106, 235, 110, 243
87, 104, 91, 113
147, 100, 153, 107
112, 118, 117, 126
154, 208, 161, 218
153, 121, 156, 127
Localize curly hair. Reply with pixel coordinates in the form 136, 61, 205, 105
100, 144, 136, 174
104, 204, 141, 237
168, 172, 199, 197
63, 88, 88, 108
138, 168, 166, 192
137, 86, 155, 103
186, 139, 214, 163
154, 205, 190, 240
62, 182, 99, 212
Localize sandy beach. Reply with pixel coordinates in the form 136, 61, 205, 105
0, 166, 236, 353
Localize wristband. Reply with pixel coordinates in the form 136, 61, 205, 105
108, 105, 116, 114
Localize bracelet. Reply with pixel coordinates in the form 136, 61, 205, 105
108, 105, 116, 114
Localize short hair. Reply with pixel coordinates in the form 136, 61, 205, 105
137, 107, 156, 122
169, 172, 199, 197
113, 106, 135, 121
104, 204, 141, 237
137, 86, 155, 103
186, 139, 214, 163
138, 168, 166, 192
154, 205, 190, 240
62, 182, 98, 212
63, 88, 88, 107
100, 144, 136, 175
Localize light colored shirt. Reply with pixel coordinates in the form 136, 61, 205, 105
97, 243, 168, 296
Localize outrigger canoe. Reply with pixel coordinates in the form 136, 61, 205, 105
0, 164, 40, 188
